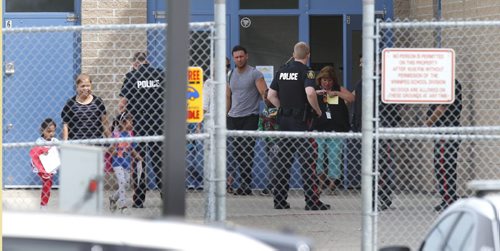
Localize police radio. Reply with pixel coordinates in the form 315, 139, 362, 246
278, 56, 294, 71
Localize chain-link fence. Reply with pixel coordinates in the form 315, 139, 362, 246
222, 19, 500, 251
5, 19, 500, 251
374, 19, 500, 249
2, 22, 214, 218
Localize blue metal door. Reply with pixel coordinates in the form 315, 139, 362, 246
344, 14, 362, 90
3, 0, 81, 187
343, 14, 362, 189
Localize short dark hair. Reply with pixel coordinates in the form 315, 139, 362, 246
40, 118, 56, 136
118, 112, 133, 122
112, 112, 133, 132
231, 45, 247, 55
133, 51, 147, 62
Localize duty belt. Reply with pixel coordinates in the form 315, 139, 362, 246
279, 107, 305, 120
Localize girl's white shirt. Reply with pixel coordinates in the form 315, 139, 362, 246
35, 137, 59, 145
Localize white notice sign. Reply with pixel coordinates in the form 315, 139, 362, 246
382, 48, 455, 104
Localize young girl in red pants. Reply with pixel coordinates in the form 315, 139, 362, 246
29, 118, 59, 211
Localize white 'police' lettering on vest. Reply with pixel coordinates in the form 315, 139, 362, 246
279, 72, 298, 81
137, 80, 160, 88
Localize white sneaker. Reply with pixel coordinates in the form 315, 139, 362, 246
40, 205, 47, 212
119, 206, 128, 214
109, 196, 117, 212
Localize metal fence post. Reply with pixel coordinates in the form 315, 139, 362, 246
204, 26, 217, 222
164, 0, 190, 217
361, 0, 375, 250
372, 18, 382, 251
214, 0, 227, 222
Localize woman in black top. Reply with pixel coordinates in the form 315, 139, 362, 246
314, 66, 354, 194
61, 73, 110, 141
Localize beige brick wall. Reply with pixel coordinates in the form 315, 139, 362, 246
81, 0, 148, 116
391, 0, 500, 195
394, 0, 411, 19
394, 0, 500, 20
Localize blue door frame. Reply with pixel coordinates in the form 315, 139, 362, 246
149, 0, 392, 83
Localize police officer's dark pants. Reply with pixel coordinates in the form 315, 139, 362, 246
133, 141, 163, 207
374, 140, 396, 208
434, 139, 460, 204
345, 138, 362, 189
273, 116, 320, 206
264, 140, 279, 191
227, 115, 259, 190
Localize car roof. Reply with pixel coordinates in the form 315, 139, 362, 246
3, 211, 275, 251
443, 194, 500, 222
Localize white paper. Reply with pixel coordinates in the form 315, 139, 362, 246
39, 147, 61, 173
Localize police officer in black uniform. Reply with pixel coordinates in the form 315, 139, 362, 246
267, 42, 330, 211
352, 55, 401, 211
119, 52, 165, 208
426, 79, 462, 211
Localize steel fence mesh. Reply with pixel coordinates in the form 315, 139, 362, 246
6, 19, 500, 251
376, 19, 500, 249
2, 23, 214, 219
224, 131, 364, 251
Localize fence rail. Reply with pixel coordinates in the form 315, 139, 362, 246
3, 19, 500, 250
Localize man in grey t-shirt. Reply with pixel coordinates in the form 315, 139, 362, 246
226, 45, 267, 195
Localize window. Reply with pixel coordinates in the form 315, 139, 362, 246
239, 16, 298, 74
421, 213, 460, 251
445, 213, 474, 251
6, 0, 74, 12
240, 0, 298, 9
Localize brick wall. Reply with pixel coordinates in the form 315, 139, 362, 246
394, 0, 500, 20
391, 0, 500, 194
81, 0, 148, 116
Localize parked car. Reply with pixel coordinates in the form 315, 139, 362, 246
3, 211, 313, 251
381, 180, 500, 251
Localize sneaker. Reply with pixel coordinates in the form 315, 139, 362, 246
305, 202, 331, 211
274, 202, 291, 210
233, 188, 253, 196
119, 207, 128, 214
378, 204, 389, 211
109, 196, 117, 212
260, 188, 271, 196
40, 205, 48, 212
434, 201, 451, 212
378, 200, 392, 211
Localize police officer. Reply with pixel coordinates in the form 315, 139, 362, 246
119, 51, 165, 208
352, 55, 401, 211
425, 79, 462, 211
267, 42, 330, 211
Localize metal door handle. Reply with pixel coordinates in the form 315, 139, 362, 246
5, 123, 13, 133
5, 62, 15, 75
